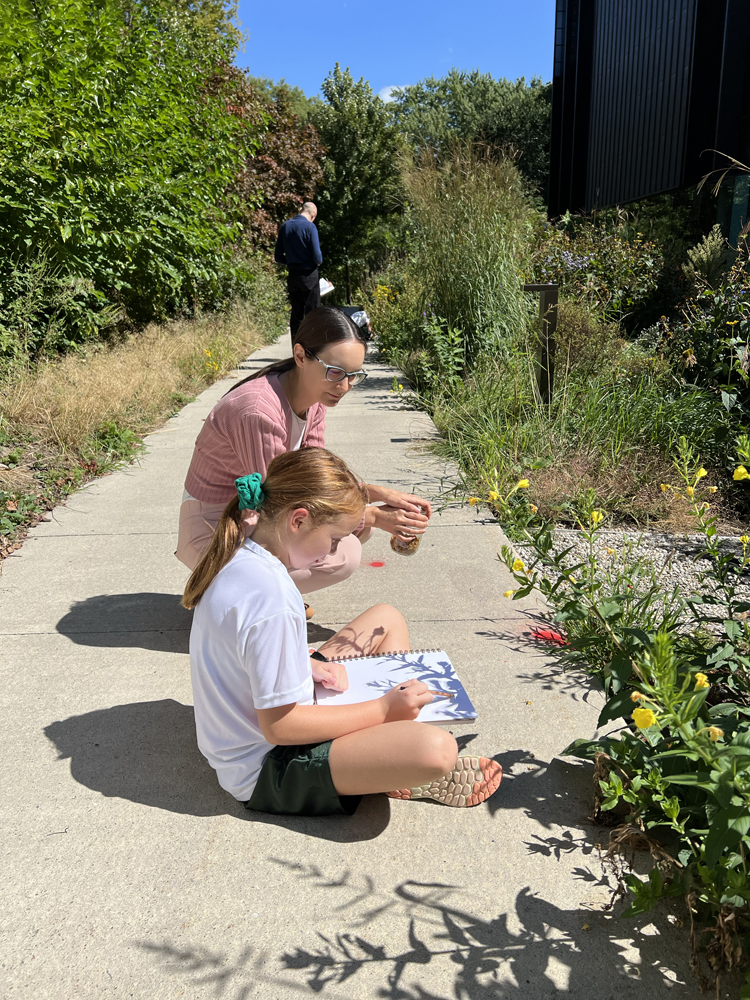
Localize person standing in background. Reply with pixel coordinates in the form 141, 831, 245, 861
275, 201, 323, 342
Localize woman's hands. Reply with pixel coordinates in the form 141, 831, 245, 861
380, 679, 433, 722
364, 487, 432, 541
310, 657, 349, 692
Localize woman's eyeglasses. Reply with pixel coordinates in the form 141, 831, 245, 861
306, 350, 368, 386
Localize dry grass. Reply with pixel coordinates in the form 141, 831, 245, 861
0, 299, 276, 558
1, 299, 268, 453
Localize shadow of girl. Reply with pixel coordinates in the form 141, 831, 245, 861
43, 698, 390, 842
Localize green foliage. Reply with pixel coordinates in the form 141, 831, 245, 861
532, 215, 663, 323
392, 71, 552, 196
238, 80, 325, 248
640, 261, 750, 436
0, 255, 121, 359
402, 144, 537, 366
311, 64, 404, 284
496, 444, 750, 981
245, 75, 320, 120
683, 224, 728, 291
0, 0, 264, 357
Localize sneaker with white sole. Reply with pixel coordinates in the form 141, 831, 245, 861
386, 755, 502, 807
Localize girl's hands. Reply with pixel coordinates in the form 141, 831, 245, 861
380, 678, 433, 722
310, 658, 349, 692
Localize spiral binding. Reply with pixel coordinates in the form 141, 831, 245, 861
318, 647, 443, 662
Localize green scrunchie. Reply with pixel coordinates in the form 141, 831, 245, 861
235, 473, 266, 511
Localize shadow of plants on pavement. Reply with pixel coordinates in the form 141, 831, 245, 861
136, 863, 701, 999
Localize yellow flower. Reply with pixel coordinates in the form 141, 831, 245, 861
517, 479, 530, 489
489, 490, 499, 501
734, 466, 750, 481
468, 497, 479, 506
633, 707, 657, 729
708, 726, 724, 742
630, 691, 646, 702
696, 468, 707, 479
530, 504, 538, 513
686, 486, 694, 497
503, 590, 515, 599
591, 510, 604, 524
708, 486, 718, 493
660, 483, 670, 493
512, 558, 525, 573
741, 535, 750, 545
694, 673, 710, 689
727, 320, 739, 326
569, 574, 577, 584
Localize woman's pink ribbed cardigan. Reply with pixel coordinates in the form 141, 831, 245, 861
184, 372, 326, 503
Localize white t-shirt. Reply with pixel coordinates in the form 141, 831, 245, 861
189, 537, 314, 801
290, 409, 307, 451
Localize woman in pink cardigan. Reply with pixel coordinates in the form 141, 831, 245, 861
177, 307, 431, 598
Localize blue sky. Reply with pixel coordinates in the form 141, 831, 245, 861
234, 0, 556, 99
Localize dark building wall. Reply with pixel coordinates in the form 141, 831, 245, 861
550, 0, 750, 217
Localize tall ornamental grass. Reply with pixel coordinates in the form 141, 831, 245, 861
403, 145, 538, 365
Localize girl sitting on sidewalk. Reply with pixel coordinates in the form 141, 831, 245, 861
182, 447, 502, 815
176, 307, 431, 609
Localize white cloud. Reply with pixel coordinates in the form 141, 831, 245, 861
378, 85, 408, 103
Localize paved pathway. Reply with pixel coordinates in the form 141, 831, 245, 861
2, 336, 715, 998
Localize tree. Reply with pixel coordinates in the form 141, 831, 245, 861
0, 0, 264, 354
391, 71, 552, 198
311, 64, 404, 285
245, 76, 320, 120
236, 81, 325, 249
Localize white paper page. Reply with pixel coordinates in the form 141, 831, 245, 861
314, 650, 477, 723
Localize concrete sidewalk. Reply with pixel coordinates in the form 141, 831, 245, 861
1, 336, 713, 998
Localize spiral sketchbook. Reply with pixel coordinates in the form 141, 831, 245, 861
313, 648, 477, 725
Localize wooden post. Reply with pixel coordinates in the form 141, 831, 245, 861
345, 260, 352, 305
522, 283, 558, 403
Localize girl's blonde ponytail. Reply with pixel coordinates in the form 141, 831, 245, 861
182, 497, 245, 609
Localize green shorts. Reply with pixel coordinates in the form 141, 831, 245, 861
245, 740, 362, 817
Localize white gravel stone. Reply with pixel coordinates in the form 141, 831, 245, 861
516, 528, 750, 605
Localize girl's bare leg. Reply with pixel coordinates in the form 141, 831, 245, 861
319, 606, 455, 794
316, 603, 410, 661
329, 721, 458, 795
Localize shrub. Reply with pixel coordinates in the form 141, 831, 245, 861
493, 443, 750, 989
0, 0, 264, 355
0, 256, 121, 360
639, 263, 750, 439
532, 217, 662, 324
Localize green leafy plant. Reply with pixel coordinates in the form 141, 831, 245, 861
0, 0, 264, 357
492, 439, 750, 987
532, 216, 662, 324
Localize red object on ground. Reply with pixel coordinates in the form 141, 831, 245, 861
530, 628, 568, 646
369, 561, 386, 568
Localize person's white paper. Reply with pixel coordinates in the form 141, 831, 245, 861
319, 278, 335, 296
314, 649, 477, 724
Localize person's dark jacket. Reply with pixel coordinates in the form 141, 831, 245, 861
274, 214, 323, 269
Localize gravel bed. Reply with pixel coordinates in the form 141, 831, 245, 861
515, 528, 750, 603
